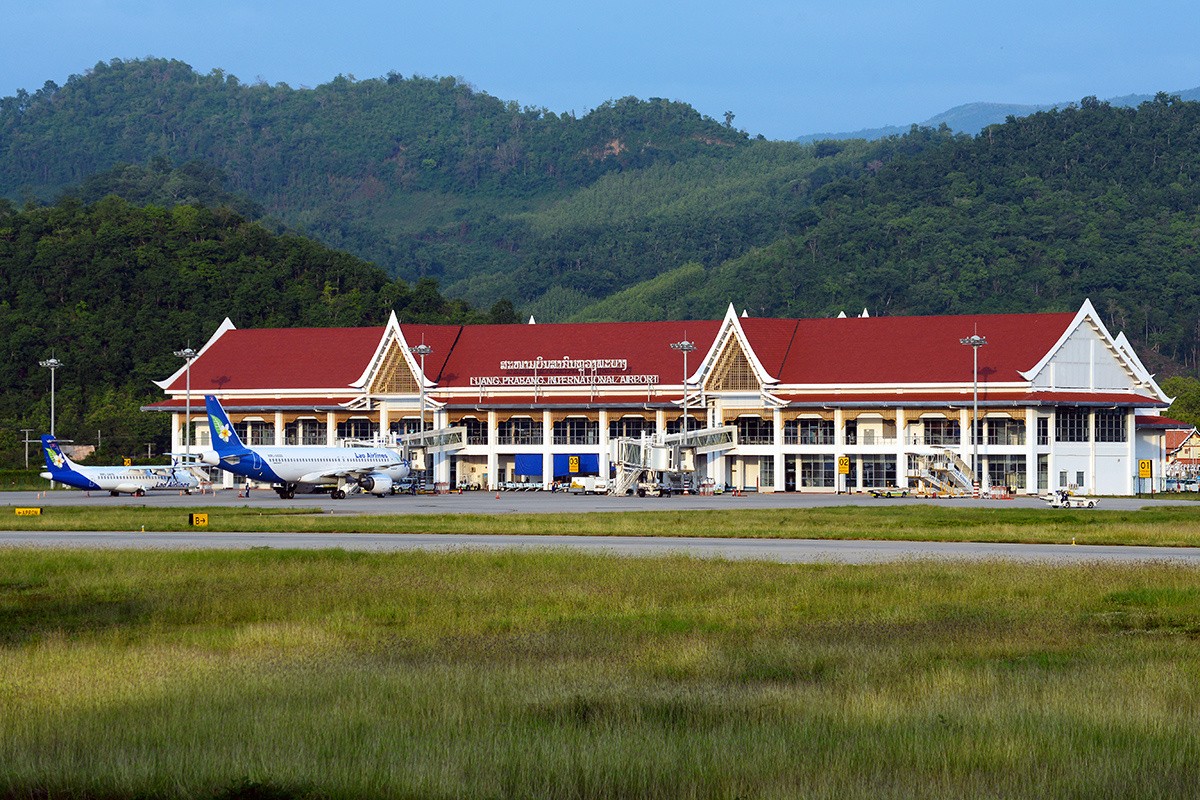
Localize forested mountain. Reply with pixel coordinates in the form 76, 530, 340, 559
613, 94, 1200, 374
0, 197, 507, 465
4, 59, 1200, 441
0, 58, 890, 320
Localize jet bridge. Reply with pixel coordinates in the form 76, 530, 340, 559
399, 426, 467, 472
609, 426, 737, 496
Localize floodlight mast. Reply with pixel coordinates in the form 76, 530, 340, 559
38, 357, 63, 436
409, 342, 433, 441
959, 333, 988, 490
670, 340, 697, 436
173, 347, 198, 462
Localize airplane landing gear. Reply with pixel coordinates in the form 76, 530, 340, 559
275, 485, 296, 499
331, 489, 347, 500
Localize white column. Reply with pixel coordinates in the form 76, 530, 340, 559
1088, 409, 1097, 494
599, 409, 610, 485
326, 412, 337, 446
487, 410, 499, 491
1025, 408, 1038, 495
1047, 410, 1057, 490
435, 408, 451, 486
896, 408, 908, 488
379, 406, 390, 443
274, 412, 285, 446
1126, 410, 1136, 496
772, 407, 784, 492
542, 410, 554, 489
834, 407, 845, 494
958, 407, 971, 472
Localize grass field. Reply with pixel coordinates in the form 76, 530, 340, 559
1, 547, 1199, 798
5, 503, 1200, 547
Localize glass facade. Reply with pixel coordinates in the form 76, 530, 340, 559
987, 455, 1026, 489
497, 417, 542, 445
1055, 409, 1089, 442
798, 455, 835, 487
860, 455, 897, 487
553, 418, 599, 445
285, 418, 324, 445
735, 416, 774, 445
923, 419, 960, 446
785, 419, 835, 445
1095, 410, 1127, 442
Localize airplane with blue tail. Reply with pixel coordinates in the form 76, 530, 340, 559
200, 395, 410, 498
40, 435, 201, 496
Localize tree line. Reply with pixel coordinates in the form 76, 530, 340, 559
0, 195, 513, 466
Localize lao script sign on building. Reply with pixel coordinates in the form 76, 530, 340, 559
470, 357, 659, 387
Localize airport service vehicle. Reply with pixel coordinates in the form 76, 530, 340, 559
201, 395, 410, 499
39, 435, 200, 496
868, 487, 910, 498
567, 476, 607, 495
1043, 490, 1100, 509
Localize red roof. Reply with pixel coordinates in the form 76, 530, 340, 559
162, 327, 385, 391
745, 312, 1076, 385
398, 324, 462, 381
1139, 415, 1192, 430
435, 321, 723, 388
153, 309, 1160, 409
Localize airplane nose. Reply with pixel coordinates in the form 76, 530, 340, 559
199, 450, 221, 466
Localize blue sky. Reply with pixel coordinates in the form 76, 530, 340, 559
2, 0, 1197, 139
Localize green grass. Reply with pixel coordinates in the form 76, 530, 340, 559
1, 549, 1198, 798
6, 503, 1200, 547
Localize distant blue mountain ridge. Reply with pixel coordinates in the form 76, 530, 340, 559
795, 87, 1200, 142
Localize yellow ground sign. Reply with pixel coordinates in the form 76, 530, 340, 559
1138, 460, 1152, 479
568, 456, 580, 473
189, 513, 209, 527
837, 456, 851, 475
15, 507, 41, 516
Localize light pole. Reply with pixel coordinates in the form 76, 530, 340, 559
670, 340, 697, 435
409, 343, 432, 433
38, 357, 63, 436
173, 347, 198, 463
959, 333, 987, 490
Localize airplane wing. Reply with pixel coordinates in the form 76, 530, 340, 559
298, 462, 406, 484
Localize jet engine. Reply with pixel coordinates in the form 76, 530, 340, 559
359, 472, 394, 496
199, 450, 221, 466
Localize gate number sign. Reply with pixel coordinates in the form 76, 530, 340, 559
837, 456, 850, 475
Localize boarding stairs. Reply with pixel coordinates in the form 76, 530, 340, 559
910, 450, 975, 495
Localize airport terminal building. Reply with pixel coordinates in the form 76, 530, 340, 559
149, 300, 1175, 495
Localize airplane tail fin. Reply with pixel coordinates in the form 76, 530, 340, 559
40, 435, 78, 479
204, 395, 249, 457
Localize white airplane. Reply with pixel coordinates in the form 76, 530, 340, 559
199, 395, 411, 498
39, 435, 201, 496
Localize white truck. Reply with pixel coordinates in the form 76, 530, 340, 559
568, 476, 608, 495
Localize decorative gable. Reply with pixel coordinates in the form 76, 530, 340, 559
369, 338, 420, 395
1021, 300, 1165, 398
706, 331, 762, 392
